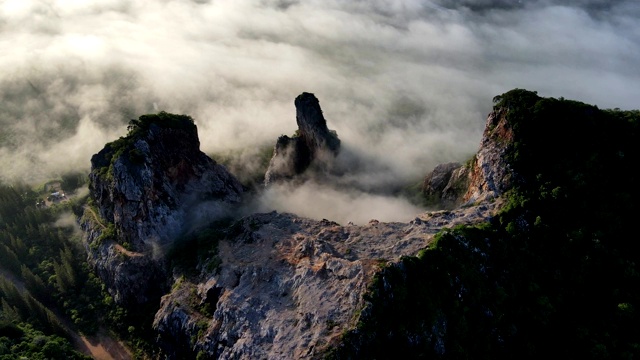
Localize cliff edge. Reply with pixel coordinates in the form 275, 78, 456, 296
81, 90, 640, 358
81, 112, 243, 305
422, 100, 516, 208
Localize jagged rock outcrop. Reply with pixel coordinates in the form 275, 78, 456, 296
79, 90, 632, 358
81, 112, 244, 305
89, 113, 243, 251
153, 201, 503, 359
150, 95, 522, 359
462, 108, 515, 203
264, 93, 340, 185
422, 162, 464, 209
422, 108, 515, 207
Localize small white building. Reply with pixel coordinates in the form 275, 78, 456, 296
50, 192, 65, 200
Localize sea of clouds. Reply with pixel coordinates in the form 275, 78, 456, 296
1, 0, 638, 223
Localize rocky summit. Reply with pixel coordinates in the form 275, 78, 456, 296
149, 94, 516, 358
152, 201, 503, 359
264, 92, 341, 185
81, 112, 243, 305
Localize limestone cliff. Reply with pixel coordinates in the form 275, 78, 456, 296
79, 91, 637, 358
81, 112, 244, 305
264, 93, 340, 185
422, 108, 515, 207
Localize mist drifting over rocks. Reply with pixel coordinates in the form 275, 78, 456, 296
264, 92, 340, 185
2, 0, 639, 221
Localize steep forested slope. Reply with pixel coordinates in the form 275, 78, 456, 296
0, 179, 150, 358
0, 181, 95, 358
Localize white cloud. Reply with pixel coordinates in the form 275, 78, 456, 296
256, 181, 423, 225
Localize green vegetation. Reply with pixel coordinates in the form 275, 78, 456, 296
330, 89, 640, 359
0, 180, 106, 330
126, 111, 196, 137
0, 321, 90, 359
92, 111, 196, 182
96, 222, 117, 246
0, 175, 157, 358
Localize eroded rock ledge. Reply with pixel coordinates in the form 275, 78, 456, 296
153, 200, 502, 359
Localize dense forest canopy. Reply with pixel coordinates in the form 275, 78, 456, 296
0, 179, 154, 358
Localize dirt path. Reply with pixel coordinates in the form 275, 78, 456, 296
114, 243, 144, 257
76, 329, 134, 360
85, 206, 144, 257
85, 205, 107, 230
1, 270, 133, 359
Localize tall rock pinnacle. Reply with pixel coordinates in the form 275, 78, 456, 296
264, 92, 340, 185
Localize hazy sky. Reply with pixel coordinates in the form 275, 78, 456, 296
1, 0, 639, 222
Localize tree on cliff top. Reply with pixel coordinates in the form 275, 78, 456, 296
126, 111, 196, 137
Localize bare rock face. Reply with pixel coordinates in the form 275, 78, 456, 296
80, 217, 165, 305
422, 108, 515, 207
76, 94, 522, 356
153, 201, 502, 359
82, 112, 244, 305
89, 113, 243, 251
462, 109, 515, 203
422, 162, 465, 209
264, 93, 340, 185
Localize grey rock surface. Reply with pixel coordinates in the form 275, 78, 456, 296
422, 108, 516, 207
81, 114, 244, 305
80, 102, 519, 357
265, 93, 340, 185
463, 109, 515, 203
153, 200, 503, 359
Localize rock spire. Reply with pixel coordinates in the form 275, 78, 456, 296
264, 92, 340, 185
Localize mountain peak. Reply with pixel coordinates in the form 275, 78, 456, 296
265, 92, 340, 185
83, 112, 244, 304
